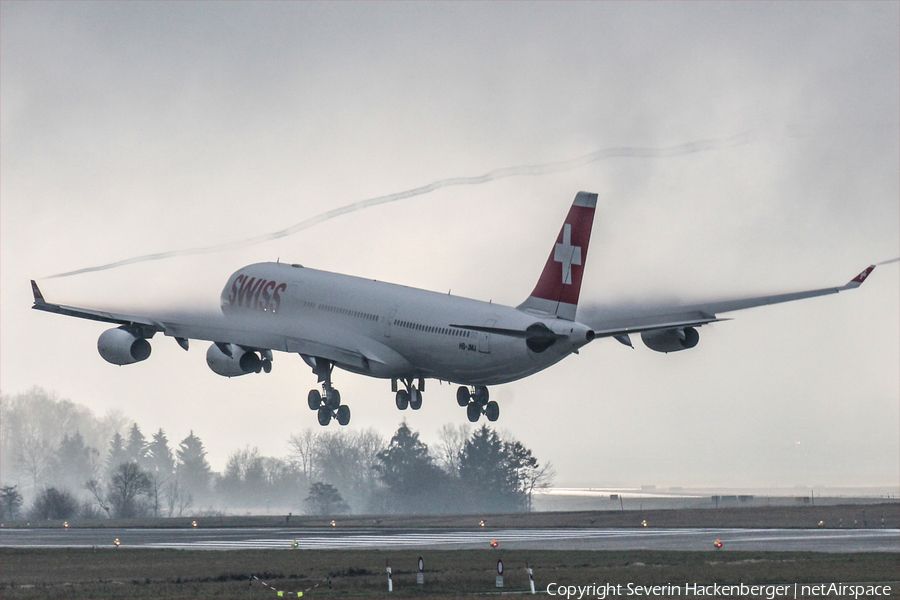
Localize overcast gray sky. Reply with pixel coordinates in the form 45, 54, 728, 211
2, 1, 897, 489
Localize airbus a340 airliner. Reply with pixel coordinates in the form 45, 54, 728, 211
32, 192, 877, 426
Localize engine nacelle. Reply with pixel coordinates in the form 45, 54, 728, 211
641, 327, 700, 353
206, 343, 263, 377
98, 328, 152, 365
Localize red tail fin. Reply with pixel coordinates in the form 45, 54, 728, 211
517, 192, 597, 321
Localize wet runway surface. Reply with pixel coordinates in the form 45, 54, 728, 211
2, 526, 897, 552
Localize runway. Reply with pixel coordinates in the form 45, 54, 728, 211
2, 526, 897, 552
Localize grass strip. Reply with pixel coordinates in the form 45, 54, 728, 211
2, 548, 897, 599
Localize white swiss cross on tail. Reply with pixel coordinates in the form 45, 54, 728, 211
554, 224, 582, 285
518, 192, 597, 321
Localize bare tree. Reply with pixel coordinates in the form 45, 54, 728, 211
85, 479, 111, 518
2, 388, 76, 489
164, 476, 193, 517
314, 428, 385, 510
92, 409, 129, 461
107, 462, 151, 518
287, 428, 319, 481
1, 388, 131, 490
523, 461, 555, 512
14, 434, 55, 490
354, 428, 387, 492
435, 423, 471, 475
304, 482, 350, 515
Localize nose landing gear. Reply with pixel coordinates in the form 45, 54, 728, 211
457, 385, 499, 422
305, 358, 350, 426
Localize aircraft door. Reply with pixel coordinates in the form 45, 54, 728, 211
479, 319, 497, 354
383, 309, 397, 338
287, 282, 304, 315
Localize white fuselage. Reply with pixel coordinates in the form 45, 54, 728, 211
220, 262, 593, 385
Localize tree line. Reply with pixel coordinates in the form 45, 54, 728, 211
1, 387, 553, 520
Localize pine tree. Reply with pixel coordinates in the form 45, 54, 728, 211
503, 439, 544, 512
52, 431, 97, 490
458, 425, 521, 512
374, 422, 446, 512
125, 423, 148, 468
105, 432, 127, 476
1, 485, 23, 520
176, 430, 212, 498
146, 429, 175, 478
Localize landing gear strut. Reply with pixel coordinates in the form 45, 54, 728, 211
305, 358, 350, 426
457, 385, 499, 422
394, 377, 424, 411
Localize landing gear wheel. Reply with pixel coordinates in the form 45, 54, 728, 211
466, 402, 481, 423
409, 388, 422, 410
307, 358, 351, 427
326, 389, 341, 410
485, 400, 500, 422
262, 359, 272, 373
395, 389, 410, 410
473, 386, 489, 406
456, 386, 471, 407
307, 389, 322, 411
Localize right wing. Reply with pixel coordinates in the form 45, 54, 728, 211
30, 280, 373, 371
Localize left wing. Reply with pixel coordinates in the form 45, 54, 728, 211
579, 265, 876, 345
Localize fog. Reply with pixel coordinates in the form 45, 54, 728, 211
2, 2, 897, 490
45, 132, 751, 279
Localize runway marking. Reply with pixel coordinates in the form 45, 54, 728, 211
135, 528, 899, 551
3, 527, 897, 552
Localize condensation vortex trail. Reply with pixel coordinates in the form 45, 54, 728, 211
45, 132, 752, 280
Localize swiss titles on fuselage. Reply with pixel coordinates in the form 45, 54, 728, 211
226, 274, 287, 313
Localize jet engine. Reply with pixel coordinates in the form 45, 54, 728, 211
206, 343, 264, 377
525, 323, 558, 353
98, 327, 152, 365
641, 327, 699, 353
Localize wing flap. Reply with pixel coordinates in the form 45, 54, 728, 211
591, 314, 723, 339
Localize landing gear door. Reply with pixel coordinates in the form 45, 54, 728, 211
479, 319, 496, 354
383, 308, 397, 338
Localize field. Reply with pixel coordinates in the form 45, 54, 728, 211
2, 547, 898, 599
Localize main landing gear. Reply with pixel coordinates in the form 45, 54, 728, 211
457, 385, 499, 423
394, 377, 424, 411
305, 358, 351, 426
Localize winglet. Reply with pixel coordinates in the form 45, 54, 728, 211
31, 280, 47, 305
845, 265, 875, 289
